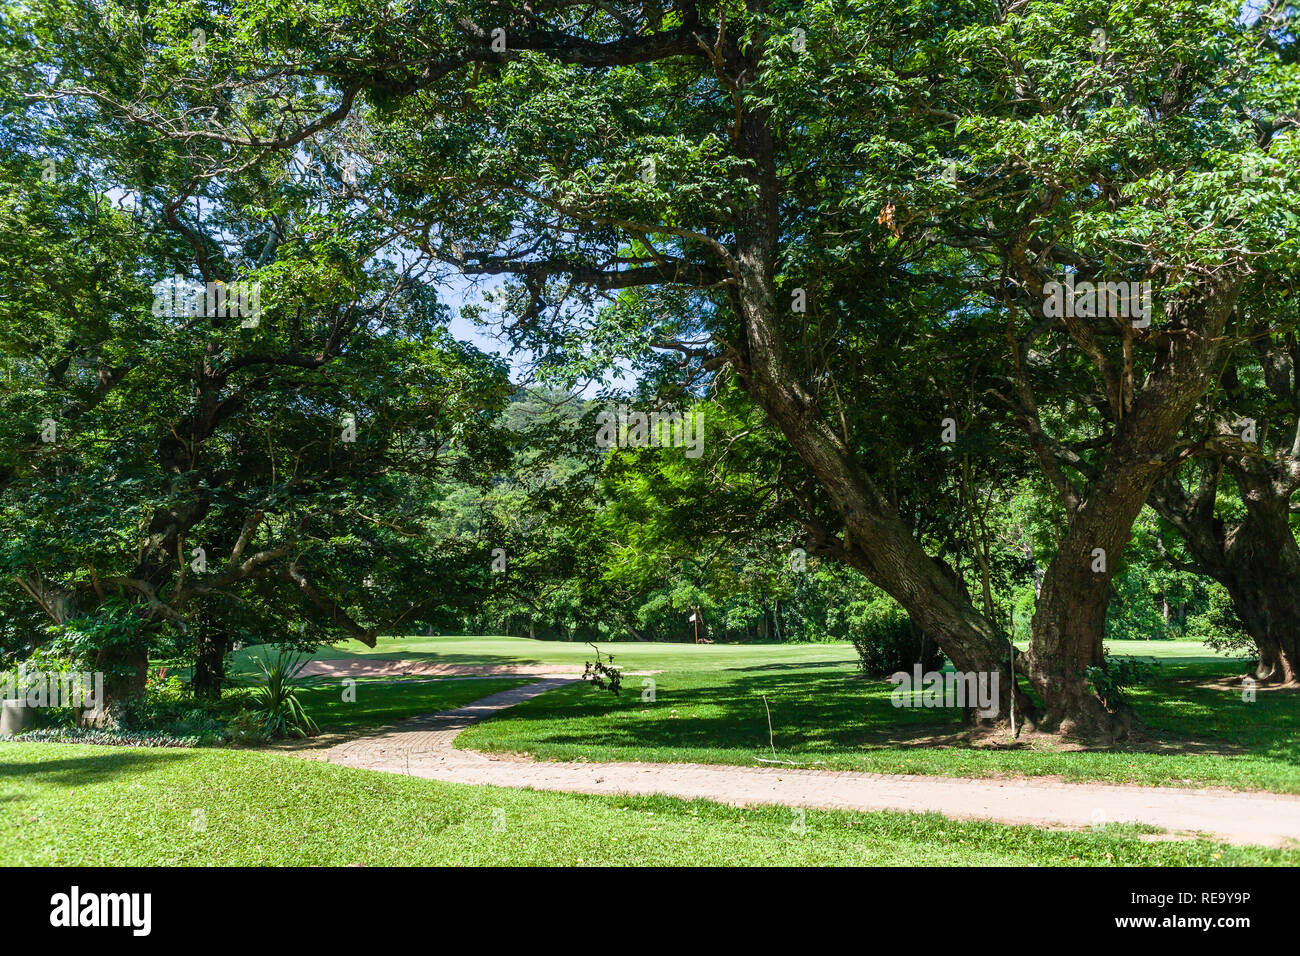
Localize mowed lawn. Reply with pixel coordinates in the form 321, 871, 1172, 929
3, 743, 1294, 866
234, 636, 1300, 793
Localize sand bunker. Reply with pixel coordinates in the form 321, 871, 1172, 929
298, 659, 586, 679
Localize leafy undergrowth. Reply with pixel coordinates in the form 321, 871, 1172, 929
3, 743, 1294, 866
5, 727, 199, 748
7, 676, 536, 750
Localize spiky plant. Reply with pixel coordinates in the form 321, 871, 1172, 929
247, 645, 318, 739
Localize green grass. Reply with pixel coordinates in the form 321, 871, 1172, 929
229, 634, 854, 676
2, 742, 1292, 866
232, 635, 1298, 793
293, 677, 534, 733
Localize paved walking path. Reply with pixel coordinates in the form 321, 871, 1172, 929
293, 678, 1300, 847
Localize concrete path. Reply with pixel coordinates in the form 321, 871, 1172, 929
294, 678, 1300, 848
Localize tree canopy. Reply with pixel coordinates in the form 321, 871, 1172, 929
3, 0, 1298, 737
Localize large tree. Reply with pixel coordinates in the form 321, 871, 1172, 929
1151, 282, 1300, 685
23, 0, 1300, 735
929, 1, 1300, 731
1, 3, 515, 708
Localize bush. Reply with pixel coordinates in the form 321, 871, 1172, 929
115, 667, 189, 728
845, 598, 945, 676
244, 645, 318, 739
1, 650, 107, 731
0, 652, 279, 745
1185, 586, 1254, 656
225, 708, 269, 745
1085, 650, 1159, 709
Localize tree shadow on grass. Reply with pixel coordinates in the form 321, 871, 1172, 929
857, 726, 1254, 758
481, 670, 961, 755
482, 667, 1300, 766
723, 660, 856, 673
0, 748, 191, 787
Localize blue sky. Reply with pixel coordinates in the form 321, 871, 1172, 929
440, 270, 637, 396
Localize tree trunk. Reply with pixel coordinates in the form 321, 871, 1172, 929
192, 624, 231, 699
1028, 539, 1129, 737
89, 643, 149, 726
1223, 467, 1300, 685
1221, 558, 1300, 685
732, 286, 1029, 718
1025, 277, 1239, 738
1152, 459, 1300, 687
1026, 451, 1166, 737
1208, 514, 1297, 688
716, 89, 1037, 725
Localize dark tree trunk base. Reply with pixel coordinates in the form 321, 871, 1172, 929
85, 644, 149, 728
1037, 692, 1139, 744
1250, 631, 1299, 686
193, 627, 232, 699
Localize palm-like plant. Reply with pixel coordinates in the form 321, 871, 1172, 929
247, 645, 318, 739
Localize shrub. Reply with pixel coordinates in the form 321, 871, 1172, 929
245, 645, 318, 738
116, 667, 191, 729
225, 708, 269, 745
1185, 586, 1254, 656
1, 651, 100, 730
845, 598, 945, 676
1085, 650, 1159, 710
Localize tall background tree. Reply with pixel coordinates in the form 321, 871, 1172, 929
1, 0, 516, 709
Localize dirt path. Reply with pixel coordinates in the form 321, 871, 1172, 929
298, 660, 587, 679
291, 679, 1300, 848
